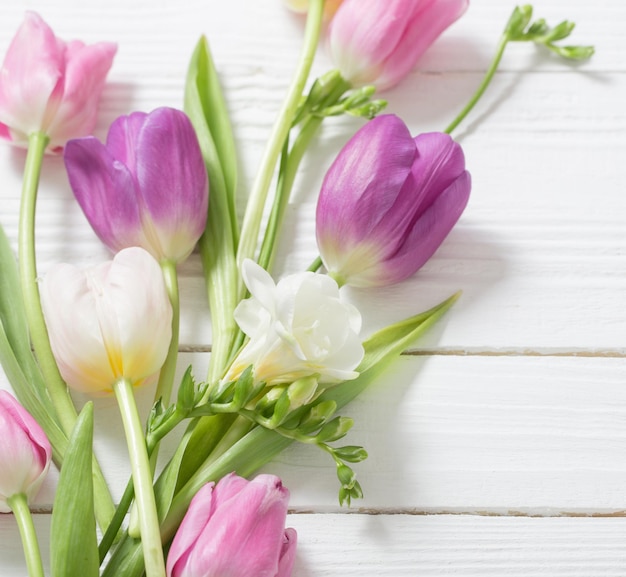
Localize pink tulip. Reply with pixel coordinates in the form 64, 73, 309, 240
328, 0, 469, 90
0, 391, 51, 512
316, 114, 470, 287
0, 11, 116, 152
167, 473, 297, 577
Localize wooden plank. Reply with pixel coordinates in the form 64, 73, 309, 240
5, 354, 625, 513
2, 513, 626, 576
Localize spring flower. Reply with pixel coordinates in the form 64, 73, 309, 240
328, 0, 469, 90
0, 11, 116, 152
167, 473, 297, 577
224, 259, 364, 385
40, 247, 172, 394
0, 391, 52, 512
64, 107, 208, 264
316, 114, 470, 288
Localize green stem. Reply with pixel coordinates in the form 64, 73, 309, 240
18, 132, 76, 435
154, 259, 180, 409
18, 131, 115, 532
444, 32, 510, 135
307, 256, 323, 272
7, 493, 45, 577
236, 0, 324, 277
113, 378, 166, 577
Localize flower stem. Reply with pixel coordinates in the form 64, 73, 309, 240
443, 32, 510, 135
18, 131, 115, 532
113, 378, 165, 577
7, 493, 45, 577
236, 0, 324, 276
18, 132, 76, 435
154, 259, 180, 409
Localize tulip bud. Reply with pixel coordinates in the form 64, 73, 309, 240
64, 107, 209, 264
0, 391, 51, 512
167, 473, 297, 577
40, 247, 173, 394
224, 259, 364, 386
0, 11, 116, 152
328, 0, 469, 91
316, 114, 471, 287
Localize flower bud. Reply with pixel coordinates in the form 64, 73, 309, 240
224, 260, 364, 386
40, 247, 173, 394
64, 107, 209, 264
0, 391, 51, 512
283, 0, 343, 20
329, 0, 469, 90
0, 11, 116, 152
316, 114, 470, 287
167, 473, 297, 577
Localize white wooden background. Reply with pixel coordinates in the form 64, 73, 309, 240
1, 0, 625, 574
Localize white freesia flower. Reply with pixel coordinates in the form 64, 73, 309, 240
41, 247, 173, 394
225, 259, 364, 386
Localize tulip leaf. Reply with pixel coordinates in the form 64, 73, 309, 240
0, 225, 51, 409
185, 36, 240, 381
51, 402, 99, 577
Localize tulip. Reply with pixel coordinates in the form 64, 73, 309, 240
40, 247, 173, 394
0, 390, 51, 512
0, 11, 116, 152
316, 114, 470, 288
224, 259, 364, 386
328, 0, 469, 90
167, 473, 297, 577
64, 107, 209, 264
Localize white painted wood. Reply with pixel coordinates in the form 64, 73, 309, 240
0, 0, 624, 575
3, 514, 626, 576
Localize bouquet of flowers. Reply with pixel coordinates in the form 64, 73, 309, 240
0, 1, 592, 576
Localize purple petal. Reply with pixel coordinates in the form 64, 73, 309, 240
64, 136, 143, 251
133, 107, 209, 260
384, 170, 471, 283
105, 111, 148, 175
316, 114, 415, 248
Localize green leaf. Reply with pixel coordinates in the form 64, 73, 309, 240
185, 36, 238, 235
185, 36, 240, 382
51, 403, 99, 577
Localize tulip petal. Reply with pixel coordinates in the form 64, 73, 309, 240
105, 111, 148, 174
0, 12, 64, 139
385, 170, 471, 283
133, 107, 209, 262
46, 40, 117, 149
277, 528, 298, 577
64, 136, 146, 252
376, 0, 470, 90
316, 115, 415, 248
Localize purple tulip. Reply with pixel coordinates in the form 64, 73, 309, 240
316, 114, 470, 288
167, 473, 297, 577
64, 107, 208, 264
0, 391, 51, 512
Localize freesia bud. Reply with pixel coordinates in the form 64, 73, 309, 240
40, 247, 173, 394
224, 259, 364, 385
316, 114, 470, 287
167, 473, 297, 577
0, 391, 51, 512
64, 107, 209, 264
0, 11, 116, 152
328, 0, 469, 90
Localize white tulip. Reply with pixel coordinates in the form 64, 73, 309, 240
41, 247, 173, 394
225, 260, 364, 386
